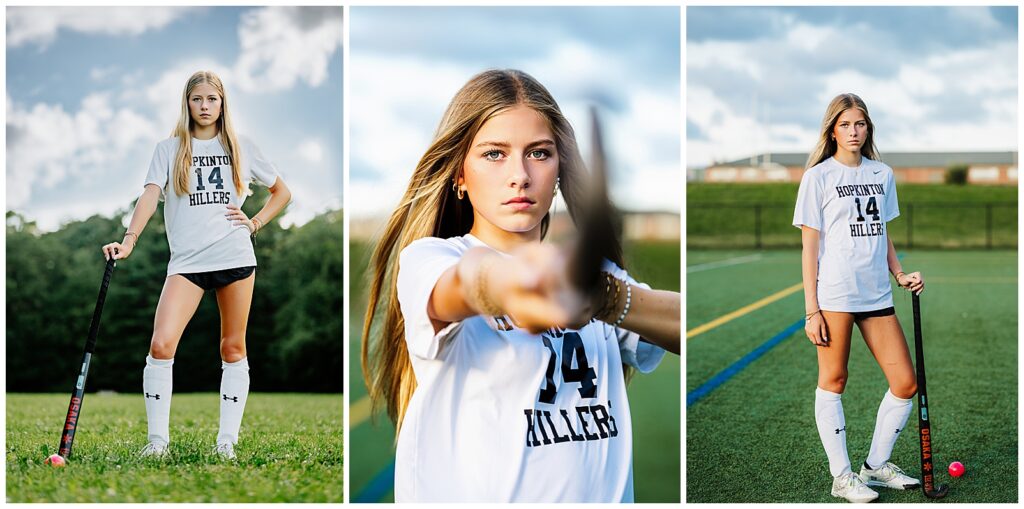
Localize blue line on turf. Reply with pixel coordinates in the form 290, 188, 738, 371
686, 318, 805, 407
354, 460, 395, 503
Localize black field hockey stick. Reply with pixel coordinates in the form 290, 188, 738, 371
913, 292, 948, 499
569, 107, 618, 296
57, 258, 116, 458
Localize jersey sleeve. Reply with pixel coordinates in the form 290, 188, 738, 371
883, 167, 900, 222
144, 140, 171, 200
601, 260, 666, 373
792, 168, 824, 230
397, 238, 464, 360
244, 139, 281, 188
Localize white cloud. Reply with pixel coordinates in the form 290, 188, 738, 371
298, 140, 324, 164
687, 40, 763, 81
6, 92, 161, 225
233, 6, 343, 93
6, 7, 197, 48
784, 22, 835, 53
687, 85, 815, 167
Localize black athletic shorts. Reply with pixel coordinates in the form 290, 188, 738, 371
180, 266, 255, 291
851, 306, 895, 321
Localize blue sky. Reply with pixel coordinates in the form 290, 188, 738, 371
349, 6, 681, 217
687, 6, 1018, 168
6, 6, 343, 230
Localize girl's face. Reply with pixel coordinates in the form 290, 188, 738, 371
188, 82, 222, 130
460, 105, 559, 238
832, 108, 868, 155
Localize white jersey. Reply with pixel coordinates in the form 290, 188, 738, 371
394, 234, 665, 503
793, 156, 899, 312
144, 136, 280, 275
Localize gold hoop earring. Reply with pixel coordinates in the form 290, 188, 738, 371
453, 180, 465, 200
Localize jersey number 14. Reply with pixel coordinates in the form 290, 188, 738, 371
195, 167, 226, 191
538, 332, 598, 404
854, 196, 880, 222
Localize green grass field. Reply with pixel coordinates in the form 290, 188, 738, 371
687, 184, 1018, 249
349, 239, 681, 502
686, 250, 1018, 503
6, 393, 342, 502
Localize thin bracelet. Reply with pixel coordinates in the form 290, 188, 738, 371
612, 281, 632, 327
251, 217, 263, 234
123, 231, 138, 246
594, 273, 621, 322
805, 309, 821, 319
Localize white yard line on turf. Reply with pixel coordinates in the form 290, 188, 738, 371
686, 253, 762, 273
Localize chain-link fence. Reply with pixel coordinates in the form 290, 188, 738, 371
687, 202, 1017, 249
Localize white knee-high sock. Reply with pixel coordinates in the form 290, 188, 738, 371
866, 389, 913, 469
218, 357, 250, 445
143, 355, 173, 445
815, 387, 851, 477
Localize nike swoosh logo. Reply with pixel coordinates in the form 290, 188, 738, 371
873, 170, 881, 174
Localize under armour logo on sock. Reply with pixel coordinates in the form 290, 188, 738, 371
895, 428, 902, 434
222, 394, 239, 402
835, 426, 846, 434
145, 393, 161, 400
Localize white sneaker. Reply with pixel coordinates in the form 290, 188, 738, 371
139, 441, 168, 458
860, 461, 921, 490
214, 442, 236, 460
831, 471, 879, 503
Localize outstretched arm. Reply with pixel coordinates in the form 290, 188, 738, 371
429, 244, 578, 335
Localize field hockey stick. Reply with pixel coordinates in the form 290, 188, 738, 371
913, 292, 949, 499
57, 257, 116, 458
569, 107, 618, 296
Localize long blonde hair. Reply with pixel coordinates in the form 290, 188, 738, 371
361, 69, 625, 432
806, 93, 880, 169
171, 71, 243, 196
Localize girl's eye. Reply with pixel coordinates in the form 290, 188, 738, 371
484, 150, 503, 161
529, 149, 550, 160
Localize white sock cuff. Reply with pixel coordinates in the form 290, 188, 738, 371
885, 389, 913, 404
816, 386, 842, 401
146, 355, 174, 368
222, 357, 249, 370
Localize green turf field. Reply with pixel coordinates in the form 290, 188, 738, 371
6, 393, 342, 502
349, 239, 681, 503
686, 250, 1018, 503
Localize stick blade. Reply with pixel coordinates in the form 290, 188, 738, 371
925, 484, 949, 499
569, 107, 618, 294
